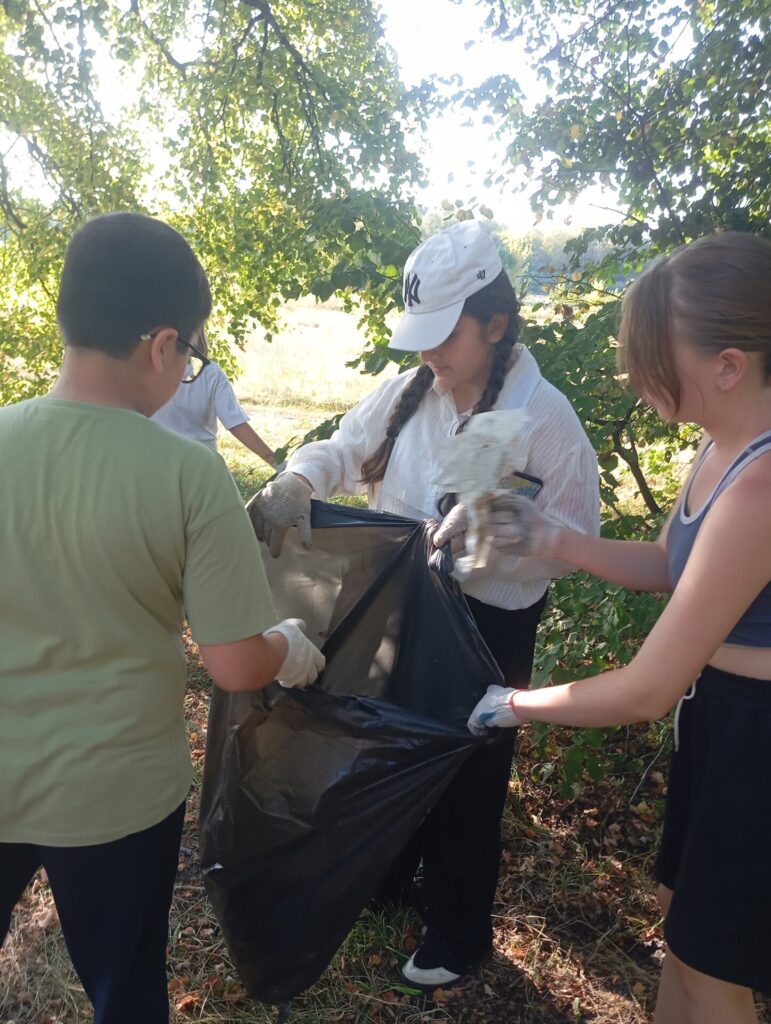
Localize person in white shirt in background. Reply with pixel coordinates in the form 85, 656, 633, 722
247, 220, 600, 989
153, 331, 277, 468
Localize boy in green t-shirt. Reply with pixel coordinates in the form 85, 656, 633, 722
0, 212, 324, 1024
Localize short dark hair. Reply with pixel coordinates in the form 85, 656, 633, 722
56, 212, 212, 357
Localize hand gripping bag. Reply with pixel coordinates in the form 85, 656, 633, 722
199, 502, 503, 1003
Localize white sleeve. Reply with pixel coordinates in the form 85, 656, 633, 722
210, 364, 249, 430
286, 372, 413, 498
498, 387, 600, 583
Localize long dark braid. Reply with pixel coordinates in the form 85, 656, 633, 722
360, 269, 521, 490
360, 364, 435, 485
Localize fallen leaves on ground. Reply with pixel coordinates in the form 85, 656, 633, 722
3, 662, 771, 1024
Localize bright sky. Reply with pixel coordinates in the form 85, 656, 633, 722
380, 0, 619, 233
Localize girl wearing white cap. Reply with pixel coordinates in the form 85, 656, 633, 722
248, 220, 600, 987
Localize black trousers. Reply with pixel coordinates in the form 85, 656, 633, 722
381, 592, 547, 965
0, 802, 185, 1024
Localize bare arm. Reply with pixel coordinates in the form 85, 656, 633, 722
228, 422, 277, 468
513, 465, 771, 726
199, 632, 288, 693
495, 500, 676, 592
553, 510, 675, 593
512, 437, 717, 592
552, 436, 710, 591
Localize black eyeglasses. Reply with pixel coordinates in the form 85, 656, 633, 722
140, 331, 211, 384
177, 338, 210, 383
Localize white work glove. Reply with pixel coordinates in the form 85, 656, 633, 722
486, 493, 563, 559
432, 503, 469, 553
246, 473, 313, 558
467, 685, 524, 736
264, 618, 326, 688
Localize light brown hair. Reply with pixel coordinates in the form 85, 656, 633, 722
618, 232, 771, 412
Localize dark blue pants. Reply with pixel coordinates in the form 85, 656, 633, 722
381, 593, 547, 966
1, 802, 185, 1024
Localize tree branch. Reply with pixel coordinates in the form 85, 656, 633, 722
212, 13, 262, 130
0, 156, 26, 231
240, 0, 329, 167
129, 0, 192, 77
22, 135, 84, 220
612, 414, 662, 516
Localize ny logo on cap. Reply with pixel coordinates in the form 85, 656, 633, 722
404, 272, 421, 308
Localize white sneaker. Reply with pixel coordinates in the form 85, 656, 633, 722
401, 930, 468, 989
402, 954, 462, 989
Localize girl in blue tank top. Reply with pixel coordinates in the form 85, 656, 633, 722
467, 232, 771, 1024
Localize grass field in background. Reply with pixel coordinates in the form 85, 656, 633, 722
218, 298, 398, 497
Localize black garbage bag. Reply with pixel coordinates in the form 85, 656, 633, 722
199, 501, 503, 1004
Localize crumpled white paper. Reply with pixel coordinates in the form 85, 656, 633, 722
433, 410, 530, 578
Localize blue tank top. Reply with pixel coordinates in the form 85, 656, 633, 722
667, 430, 771, 647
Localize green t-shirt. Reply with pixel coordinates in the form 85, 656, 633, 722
0, 397, 276, 846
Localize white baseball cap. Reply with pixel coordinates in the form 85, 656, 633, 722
388, 220, 503, 352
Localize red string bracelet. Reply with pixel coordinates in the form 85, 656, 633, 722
508, 688, 527, 721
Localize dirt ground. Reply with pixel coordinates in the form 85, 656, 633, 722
4, 659, 771, 1023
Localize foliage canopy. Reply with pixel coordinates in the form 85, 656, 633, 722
0, 0, 422, 402
458, 0, 771, 517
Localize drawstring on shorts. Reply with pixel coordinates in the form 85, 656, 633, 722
674, 680, 699, 751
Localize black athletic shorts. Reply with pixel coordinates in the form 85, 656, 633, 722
655, 664, 771, 994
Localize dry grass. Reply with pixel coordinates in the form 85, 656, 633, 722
8, 670, 770, 1023
0, 669, 665, 1024
3, 305, 771, 1023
